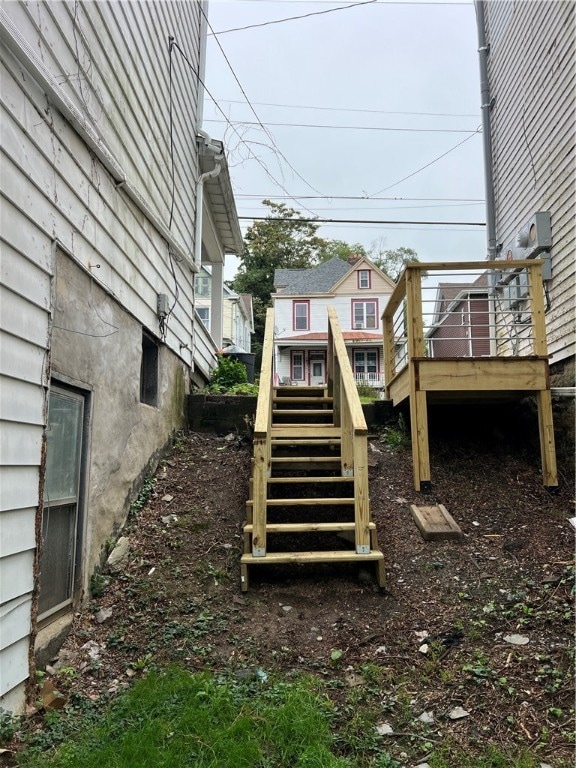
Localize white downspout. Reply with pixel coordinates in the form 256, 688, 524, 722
193, 131, 224, 371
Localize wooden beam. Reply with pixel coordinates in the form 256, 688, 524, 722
241, 550, 384, 565
246, 497, 355, 507
536, 388, 558, 487
341, 398, 354, 475
243, 522, 376, 533
271, 426, 342, 438
528, 262, 548, 356
254, 308, 275, 438
353, 433, 371, 553
251, 438, 268, 556
417, 358, 548, 391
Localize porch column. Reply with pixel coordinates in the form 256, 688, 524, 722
211, 261, 223, 348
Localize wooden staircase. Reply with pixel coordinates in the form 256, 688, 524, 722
240, 309, 385, 591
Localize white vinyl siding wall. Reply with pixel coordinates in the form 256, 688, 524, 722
275, 294, 389, 336
486, 0, 575, 364
0, 0, 205, 712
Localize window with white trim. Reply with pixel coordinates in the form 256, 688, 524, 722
352, 300, 377, 329
195, 275, 211, 298
357, 269, 371, 289
197, 307, 210, 329
293, 301, 310, 331
291, 351, 305, 381
354, 350, 378, 380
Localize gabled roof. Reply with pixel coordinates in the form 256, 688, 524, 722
274, 258, 351, 295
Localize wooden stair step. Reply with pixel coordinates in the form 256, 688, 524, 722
246, 497, 355, 506
273, 397, 333, 404
241, 550, 384, 565
271, 438, 341, 446
271, 456, 341, 464
267, 476, 352, 484
243, 522, 375, 533
271, 426, 341, 438
272, 409, 334, 416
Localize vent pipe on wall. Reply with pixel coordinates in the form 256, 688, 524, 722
474, 0, 497, 260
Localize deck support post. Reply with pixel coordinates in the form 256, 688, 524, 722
536, 388, 558, 488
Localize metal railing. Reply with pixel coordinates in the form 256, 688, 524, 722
382, 260, 549, 392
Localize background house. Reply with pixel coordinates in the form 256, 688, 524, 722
272, 257, 395, 387
477, 0, 575, 385
196, 267, 253, 352
0, 0, 241, 713
427, 275, 491, 358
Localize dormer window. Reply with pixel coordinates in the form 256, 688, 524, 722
358, 269, 371, 289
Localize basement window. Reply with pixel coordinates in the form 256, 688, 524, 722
140, 331, 159, 407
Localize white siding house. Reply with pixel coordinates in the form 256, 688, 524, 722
0, 0, 241, 713
195, 267, 254, 353
478, 0, 575, 381
273, 258, 395, 388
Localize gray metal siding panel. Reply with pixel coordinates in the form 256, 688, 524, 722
486, 0, 575, 363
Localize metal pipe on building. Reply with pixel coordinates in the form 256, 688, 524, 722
474, 0, 498, 260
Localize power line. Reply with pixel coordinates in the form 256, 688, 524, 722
369, 130, 481, 196
206, 96, 480, 119
169, 39, 320, 217
201, 6, 326, 197
238, 216, 485, 226
235, 194, 485, 201
238, 202, 483, 212
209, 0, 378, 36
203, 118, 479, 134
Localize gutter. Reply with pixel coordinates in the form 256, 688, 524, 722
0, 8, 195, 270
474, 1, 498, 260
195, 130, 224, 269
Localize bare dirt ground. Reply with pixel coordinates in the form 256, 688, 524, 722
9, 414, 575, 766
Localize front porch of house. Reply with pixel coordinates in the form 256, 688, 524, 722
274, 335, 385, 390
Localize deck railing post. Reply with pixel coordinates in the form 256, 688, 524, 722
528, 262, 547, 357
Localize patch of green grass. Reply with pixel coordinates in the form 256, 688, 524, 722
16, 668, 351, 768
428, 740, 541, 768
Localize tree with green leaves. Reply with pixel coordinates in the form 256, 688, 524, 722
317, 239, 367, 262
367, 239, 421, 281
230, 200, 328, 363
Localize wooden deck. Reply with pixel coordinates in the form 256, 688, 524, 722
382, 261, 558, 491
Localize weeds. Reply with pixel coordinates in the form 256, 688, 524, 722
380, 413, 410, 449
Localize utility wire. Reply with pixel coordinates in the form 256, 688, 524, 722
209, 0, 378, 35
169, 39, 320, 217
369, 130, 481, 196
206, 96, 480, 119
204, 117, 479, 134
201, 6, 326, 196
238, 216, 485, 226
235, 194, 485, 201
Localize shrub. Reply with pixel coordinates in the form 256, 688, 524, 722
208, 356, 247, 392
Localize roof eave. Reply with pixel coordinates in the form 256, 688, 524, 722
199, 140, 244, 255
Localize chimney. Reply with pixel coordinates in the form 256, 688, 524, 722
348, 254, 361, 265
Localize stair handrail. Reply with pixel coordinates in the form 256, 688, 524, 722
254, 307, 275, 439
327, 306, 367, 436
327, 306, 371, 555
251, 307, 275, 557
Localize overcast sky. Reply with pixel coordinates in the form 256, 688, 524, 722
202, 0, 487, 280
